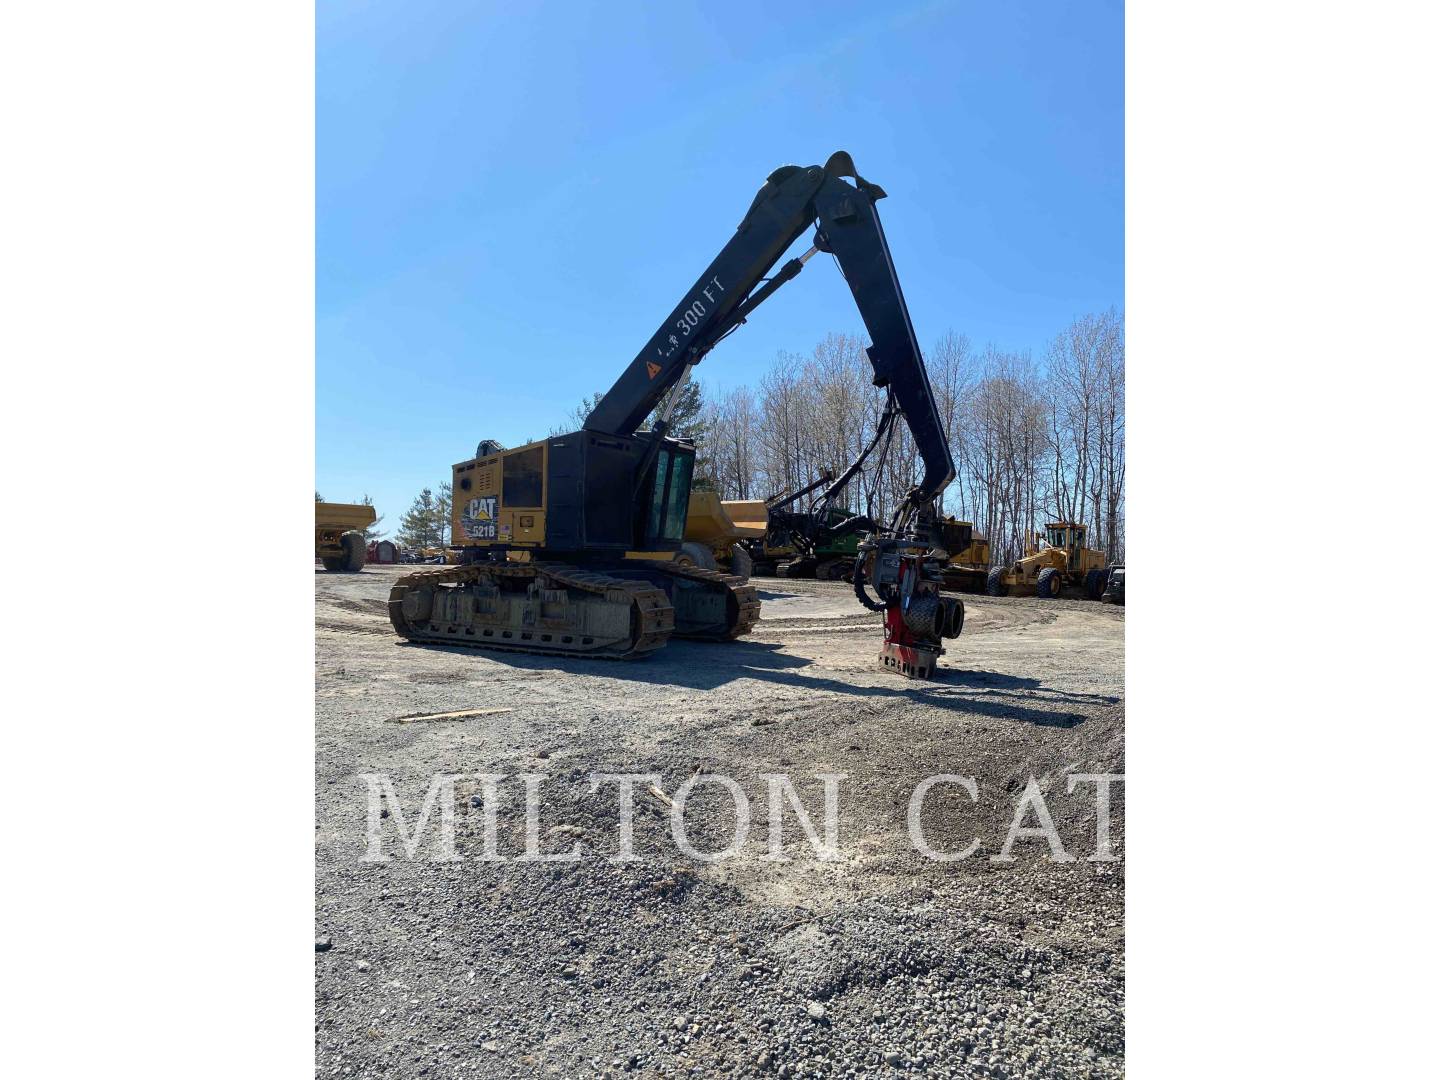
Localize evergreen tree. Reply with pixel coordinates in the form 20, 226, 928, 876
556, 383, 712, 488
360, 494, 387, 541
397, 488, 440, 550
658, 380, 705, 440
555, 383, 706, 439
434, 482, 452, 545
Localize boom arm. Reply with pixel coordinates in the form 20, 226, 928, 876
583, 152, 955, 515
582, 165, 825, 437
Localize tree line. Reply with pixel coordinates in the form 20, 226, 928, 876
696, 309, 1125, 564
387, 309, 1123, 564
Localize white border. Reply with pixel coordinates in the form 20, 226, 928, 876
2, 2, 313, 1073
1129, 1, 1437, 1073
3, 0, 1437, 1073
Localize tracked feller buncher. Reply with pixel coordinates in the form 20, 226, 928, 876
763, 472, 874, 582
389, 152, 966, 677
730, 471, 869, 581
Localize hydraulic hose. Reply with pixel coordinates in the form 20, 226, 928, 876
852, 555, 889, 613
816, 514, 878, 545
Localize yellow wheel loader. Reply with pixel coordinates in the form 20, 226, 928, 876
985, 522, 1111, 600
315, 502, 375, 572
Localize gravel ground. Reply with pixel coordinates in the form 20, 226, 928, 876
316, 567, 1124, 1079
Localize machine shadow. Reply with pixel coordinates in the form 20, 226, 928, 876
401, 639, 1107, 729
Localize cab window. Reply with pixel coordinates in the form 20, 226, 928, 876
662, 453, 692, 542
647, 449, 670, 543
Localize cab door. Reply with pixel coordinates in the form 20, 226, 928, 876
640, 446, 695, 549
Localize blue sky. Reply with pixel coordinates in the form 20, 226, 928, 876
316, 0, 1123, 530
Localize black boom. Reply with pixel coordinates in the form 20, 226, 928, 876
582, 152, 954, 517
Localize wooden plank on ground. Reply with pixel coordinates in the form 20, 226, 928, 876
385, 708, 514, 725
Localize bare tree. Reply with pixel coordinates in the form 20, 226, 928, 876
1041, 310, 1125, 561
702, 385, 761, 499
538, 315, 1122, 561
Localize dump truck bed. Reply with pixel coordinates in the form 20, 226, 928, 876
315, 502, 377, 533
684, 493, 766, 544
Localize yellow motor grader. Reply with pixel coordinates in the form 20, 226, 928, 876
985, 522, 1110, 599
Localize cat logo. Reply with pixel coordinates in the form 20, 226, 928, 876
646, 361, 662, 379
463, 496, 498, 540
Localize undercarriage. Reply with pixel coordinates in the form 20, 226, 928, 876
387, 559, 760, 660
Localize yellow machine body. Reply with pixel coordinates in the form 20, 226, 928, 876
683, 493, 766, 560
452, 441, 549, 550
315, 501, 375, 572
944, 521, 990, 568
315, 502, 375, 559
992, 522, 1109, 598
936, 518, 991, 593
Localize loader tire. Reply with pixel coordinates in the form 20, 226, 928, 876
1036, 567, 1061, 599
1084, 568, 1107, 600
676, 541, 719, 572
728, 543, 753, 583
986, 567, 1008, 597
321, 556, 345, 571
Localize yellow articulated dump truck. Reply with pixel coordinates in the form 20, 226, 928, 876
986, 521, 1110, 599
677, 492, 766, 581
315, 502, 375, 572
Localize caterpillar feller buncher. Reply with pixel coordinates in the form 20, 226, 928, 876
388, 152, 966, 678
985, 522, 1110, 599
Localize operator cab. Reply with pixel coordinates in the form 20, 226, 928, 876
640, 441, 694, 548
1044, 522, 1086, 550
1043, 522, 1088, 571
